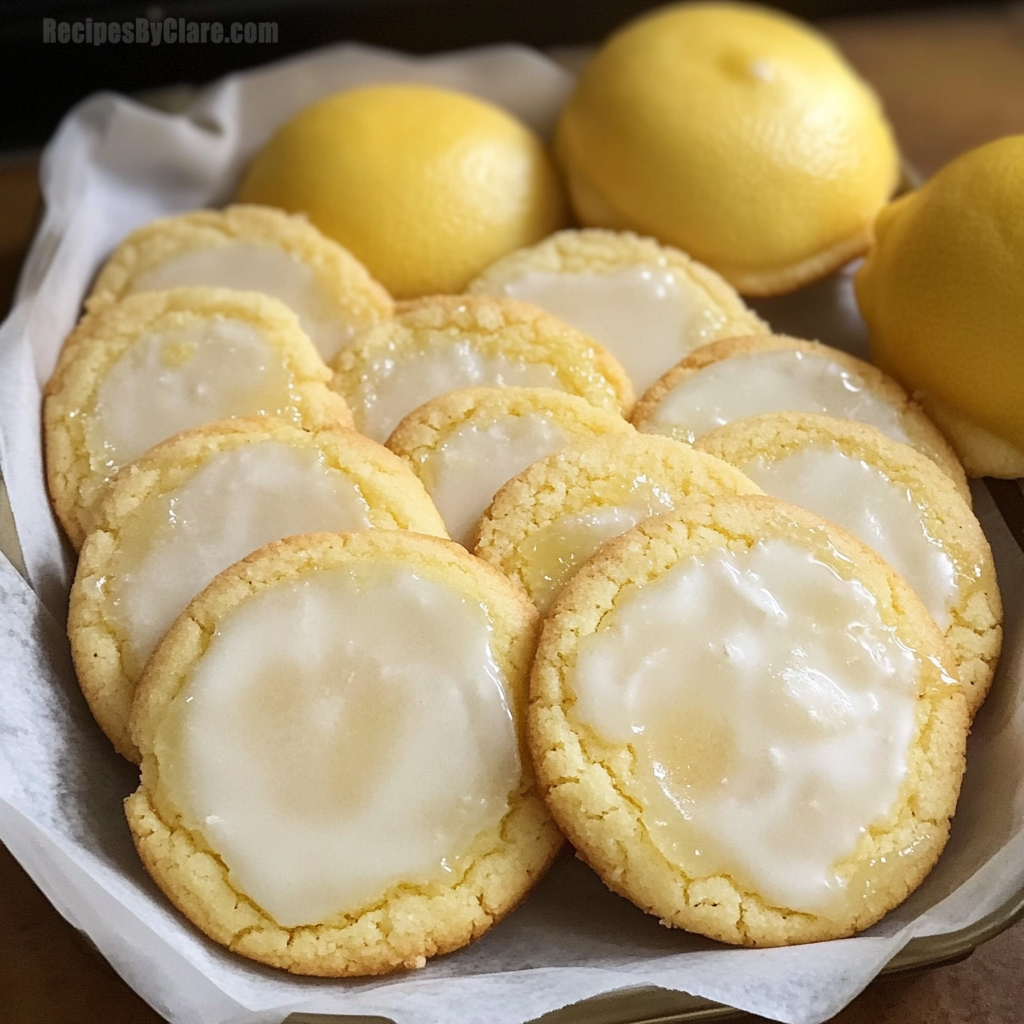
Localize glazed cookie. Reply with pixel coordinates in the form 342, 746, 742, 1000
386, 387, 632, 547
695, 412, 1001, 715
632, 334, 969, 502
86, 204, 394, 361
126, 530, 562, 976
476, 433, 761, 612
69, 418, 447, 762
330, 294, 634, 442
44, 287, 352, 548
530, 495, 969, 946
468, 229, 767, 395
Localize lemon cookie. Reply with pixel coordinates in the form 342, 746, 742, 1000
530, 495, 968, 946
69, 418, 447, 762
330, 295, 634, 442
476, 433, 761, 612
468, 229, 767, 395
126, 530, 562, 976
696, 412, 1001, 715
87, 205, 394, 361
632, 334, 969, 501
387, 387, 632, 547
44, 287, 352, 548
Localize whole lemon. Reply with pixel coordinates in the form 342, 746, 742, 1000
856, 136, 1024, 478
556, 2, 900, 296
237, 84, 568, 298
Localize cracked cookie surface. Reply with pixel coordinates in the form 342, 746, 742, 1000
386, 386, 632, 547
127, 530, 562, 976
467, 228, 766, 395
87, 204, 393, 361
70, 417, 447, 763
695, 412, 1001, 716
632, 333, 969, 502
330, 294, 634, 442
45, 287, 352, 548
475, 432, 761, 612
529, 495, 969, 946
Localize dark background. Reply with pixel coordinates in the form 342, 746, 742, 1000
1, 0, 961, 152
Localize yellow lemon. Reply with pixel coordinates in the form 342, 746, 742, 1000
237, 84, 568, 298
556, 2, 900, 295
856, 135, 1024, 478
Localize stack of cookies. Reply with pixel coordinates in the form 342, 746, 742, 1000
44, 203, 1001, 976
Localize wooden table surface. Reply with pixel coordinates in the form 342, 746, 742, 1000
2, 5, 1024, 1023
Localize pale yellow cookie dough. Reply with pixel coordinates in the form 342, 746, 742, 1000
530, 495, 969, 946
476, 432, 762, 612
69, 417, 447, 762
87, 204, 394, 361
468, 229, 767, 396
694, 412, 1002, 715
632, 334, 970, 502
127, 530, 562, 976
330, 294, 635, 442
386, 386, 632, 547
44, 287, 352, 548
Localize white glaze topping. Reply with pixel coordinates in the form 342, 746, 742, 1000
646, 349, 910, 445
155, 566, 520, 927
740, 446, 958, 630
501, 267, 725, 395
87, 319, 302, 481
108, 442, 372, 678
570, 539, 919, 914
131, 243, 354, 360
353, 341, 564, 442
421, 413, 570, 546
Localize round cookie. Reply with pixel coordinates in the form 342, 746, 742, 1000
44, 287, 352, 548
86, 204, 394, 361
475, 432, 762, 612
126, 530, 563, 976
69, 417, 448, 762
330, 294, 634, 442
694, 412, 1002, 715
530, 495, 969, 946
632, 334, 970, 501
467, 229, 767, 396
386, 386, 632, 547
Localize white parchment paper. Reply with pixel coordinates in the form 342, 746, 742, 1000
0, 43, 1022, 1024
